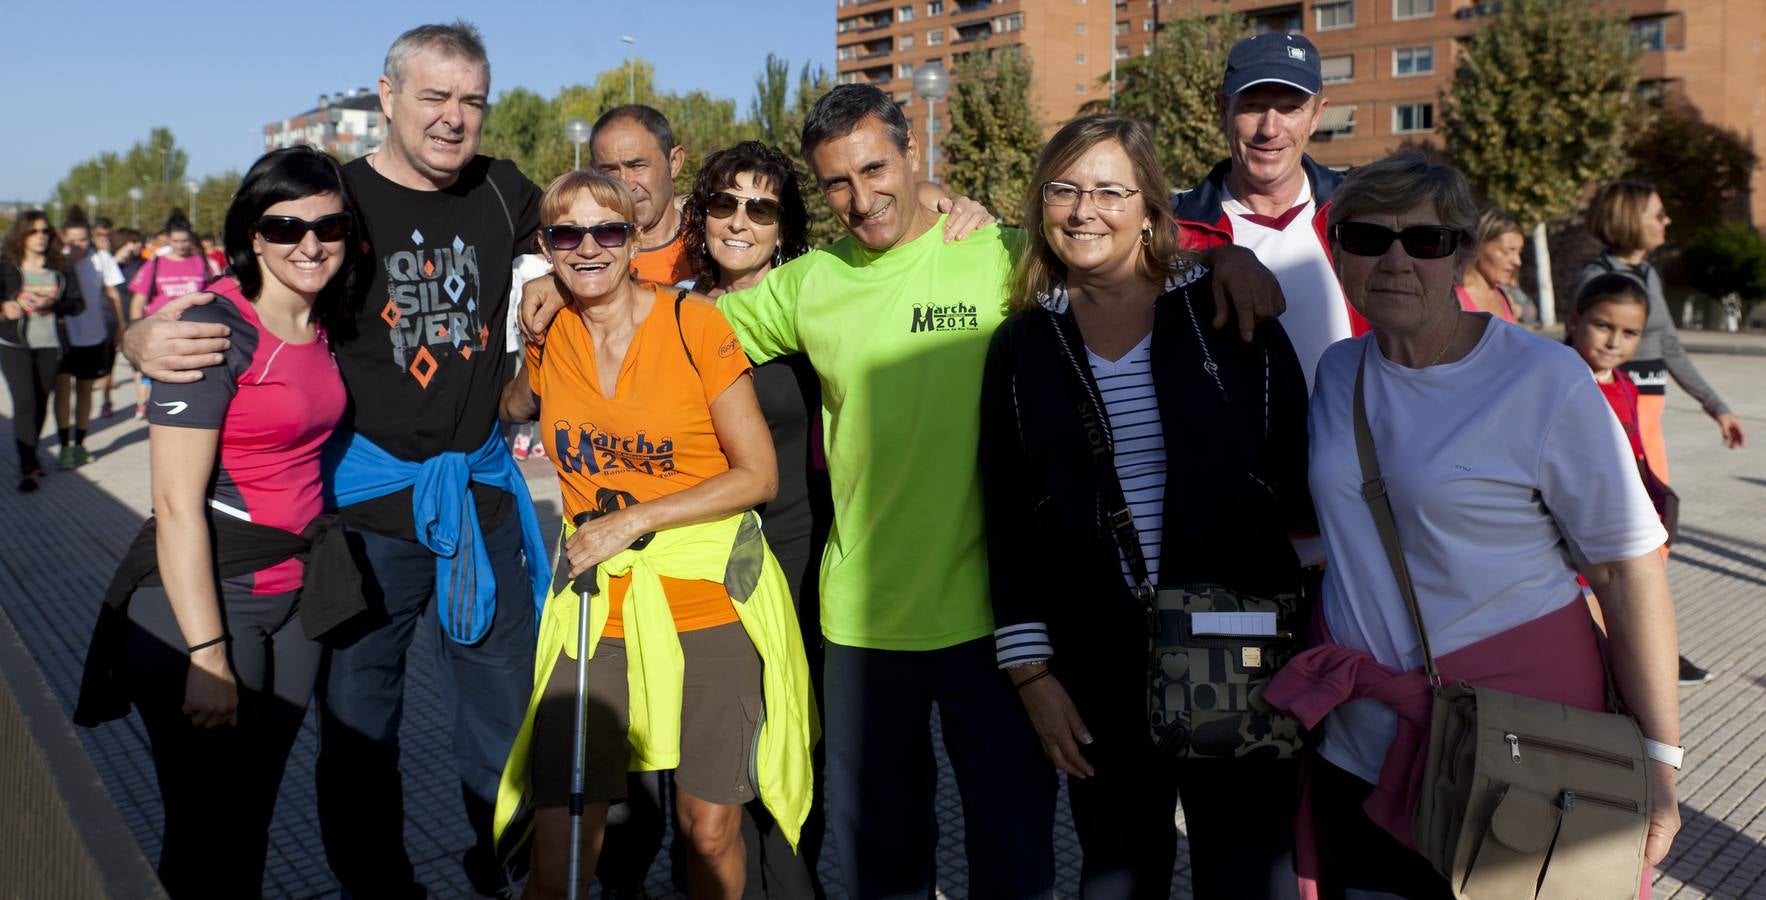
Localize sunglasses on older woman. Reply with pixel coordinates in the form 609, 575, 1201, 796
704, 192, 782, 226
543, 222, 634, 252
1334, 222, 1467, 260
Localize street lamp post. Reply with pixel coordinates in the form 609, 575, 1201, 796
185, 180, 199, 227
912, 63, 950, 184
128, 186, 144, 229
85, 194, 99, 220
622, 36, 637, 104
565, 117, 592, 170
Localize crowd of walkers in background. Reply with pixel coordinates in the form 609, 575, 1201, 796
0, 16, 1746, 900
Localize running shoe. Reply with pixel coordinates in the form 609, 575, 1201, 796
529, 440, 546, 460
134, 402, 147, 420
100, 400, 114, 418
16, 474, 38, 493
57, 445, 77, 468
71, 445, 91, 466
511, 431, 531, 461
1678, 656, 1712, 685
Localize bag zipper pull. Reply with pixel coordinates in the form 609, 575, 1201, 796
1505, 733, 1521, 763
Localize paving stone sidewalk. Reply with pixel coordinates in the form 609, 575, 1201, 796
1, 336, 1760, 898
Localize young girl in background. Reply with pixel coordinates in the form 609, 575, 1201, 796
1568, 273, 1709, 685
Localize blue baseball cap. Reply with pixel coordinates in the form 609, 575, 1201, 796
1222, 33, 1323, 96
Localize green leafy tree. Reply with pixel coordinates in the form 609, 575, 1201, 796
942, 43, 1042, 225
1087, 8, 1241, 189
1624, 104, 1759, 237
1439, 0, 1643, 324
773, 62, 843, 248
482, 86, 562, 178
52, 128, 193, 230
1682, 223, 1766, 304
191, 173, 243, 235
655, 89, 750, 195
751, 54, 792, 147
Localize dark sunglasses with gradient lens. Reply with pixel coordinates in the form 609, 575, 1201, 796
256, 213, 353, 244
704, 191, 782, 226
543, 222, 634, 252
1335, 222, 1468, 260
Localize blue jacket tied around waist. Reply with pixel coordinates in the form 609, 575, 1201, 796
329, 430, 549, 644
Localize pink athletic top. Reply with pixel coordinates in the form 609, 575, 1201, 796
146, 279, 347, 594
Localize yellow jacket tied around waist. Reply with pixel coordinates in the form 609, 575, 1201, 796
494, 510, 819, 850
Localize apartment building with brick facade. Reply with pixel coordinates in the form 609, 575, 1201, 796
835, 0, 1763, 224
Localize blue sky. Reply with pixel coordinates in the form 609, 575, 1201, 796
3, 1, 834, 201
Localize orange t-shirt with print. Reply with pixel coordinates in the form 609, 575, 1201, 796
526, 285, 752, 637
632, 228, 694, 286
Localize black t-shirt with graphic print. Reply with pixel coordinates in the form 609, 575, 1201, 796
334, 155, 541, 538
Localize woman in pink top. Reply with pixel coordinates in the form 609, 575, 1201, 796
120, 147, 361, 898
1454, 208, 1531, 324
126, 217, 213, 417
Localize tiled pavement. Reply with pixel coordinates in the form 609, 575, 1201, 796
1, 334, 1760, 899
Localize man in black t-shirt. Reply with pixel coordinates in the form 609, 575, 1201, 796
126, 22, 543, 899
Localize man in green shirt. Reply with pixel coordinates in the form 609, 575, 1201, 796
719, 86, 1052, 897
524, 85, 1283, 896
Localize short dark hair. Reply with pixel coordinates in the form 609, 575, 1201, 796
800, 84, 910, 159
593, 105, 675, 155
681, 142, 811, 288
94, 217, 113, 230
1573, 272, 1651, 319
224, 147, 367, 331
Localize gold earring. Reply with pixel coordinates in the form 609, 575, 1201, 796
1140, 227, 1152, 247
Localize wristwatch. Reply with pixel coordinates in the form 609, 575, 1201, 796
1644, 738, 1684, 770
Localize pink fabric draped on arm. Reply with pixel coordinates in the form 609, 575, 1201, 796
1267, 597, 1608, 846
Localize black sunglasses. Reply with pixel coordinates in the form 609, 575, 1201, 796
1335, 222, 1467, 260
544, 222, 634, 252
256, 213, 353, 244
704, 191, 782, 226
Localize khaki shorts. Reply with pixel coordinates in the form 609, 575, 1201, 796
531, 621, 762, 806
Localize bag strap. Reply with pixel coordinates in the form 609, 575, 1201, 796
673, 287, 698, 375
144, 256, 161, 302
1351, 347, 1443, 687
480, 158, 516, 245
1041, 308, 1155, 600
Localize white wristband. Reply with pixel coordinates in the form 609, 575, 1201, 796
1644, 738, 1684, 770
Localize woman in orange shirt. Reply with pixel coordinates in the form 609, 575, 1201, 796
500, 170, 778, 900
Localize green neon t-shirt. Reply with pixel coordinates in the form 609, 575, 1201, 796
719, 217, 1022, 651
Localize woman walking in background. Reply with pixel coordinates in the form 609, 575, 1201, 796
1456, 208, 1533, 325
1576, 180, 1744, 685
1577, 181, 1745, 467
2, 211, 85, 492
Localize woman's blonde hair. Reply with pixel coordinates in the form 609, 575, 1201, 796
1585, 180, 1656, 254
1327, 151, 1479, 266
539, 169, 638, 231
1007, 116, 1185, 313
1473, 207, 1523, 251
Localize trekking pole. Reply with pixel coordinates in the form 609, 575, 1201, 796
565, 510, 598, 900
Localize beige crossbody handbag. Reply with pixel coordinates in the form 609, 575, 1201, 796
1353, 355, 1651, 899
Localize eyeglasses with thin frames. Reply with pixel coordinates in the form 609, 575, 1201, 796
1041, 181, 1143, 212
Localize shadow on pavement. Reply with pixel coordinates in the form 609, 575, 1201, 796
1659, 803, 1766, 897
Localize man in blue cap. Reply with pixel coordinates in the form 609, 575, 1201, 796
1173, 32, 1364, 395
